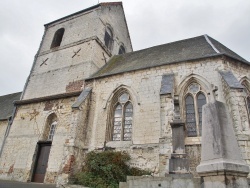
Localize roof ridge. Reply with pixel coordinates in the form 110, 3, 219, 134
204, 34, 220, 53
124, 35, 205, 55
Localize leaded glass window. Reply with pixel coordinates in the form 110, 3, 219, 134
247, 97, 250, 113
48, 121, 57, 141
197, 93, 206, 136
185, 83, 206, 137
185, 95, 196, 136
112, 93, 133, 141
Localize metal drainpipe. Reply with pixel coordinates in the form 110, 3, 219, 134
0, 106, 17, 157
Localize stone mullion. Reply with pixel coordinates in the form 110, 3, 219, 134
193, 93, 200, 137
121, 104, 125, 141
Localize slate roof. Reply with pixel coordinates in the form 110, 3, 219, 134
89, 35, 249, 79
0, 92, 22, 120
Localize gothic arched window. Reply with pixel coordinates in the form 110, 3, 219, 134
50, 28, 65, 49
112, 93, 133, 141
104, 26, 113, 51
184, 83, 206, 137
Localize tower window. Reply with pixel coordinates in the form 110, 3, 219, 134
104, 27, 113, 51
50, 28, 65, 49
118, 45, 126, 54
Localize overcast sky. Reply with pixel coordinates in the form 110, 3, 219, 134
0, 0, 249, 96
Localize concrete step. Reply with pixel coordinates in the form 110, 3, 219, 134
0, 180, 56, 188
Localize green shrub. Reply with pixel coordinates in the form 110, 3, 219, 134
74, 150, 150, 188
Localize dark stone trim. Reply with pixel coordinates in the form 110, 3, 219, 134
72, 88, 92, 108
219, 70, 244, 89
160, 73, 175, 95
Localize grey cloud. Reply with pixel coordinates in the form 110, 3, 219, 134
0, 0, 249, 95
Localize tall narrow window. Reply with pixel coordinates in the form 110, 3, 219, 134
48, 121, 57, 141
185, 95, 196, 136
242, 81, 250, 120
112, 92, 133, 141
118, 45, 126, 54
50, 28, 65, 49
104, 27, 113, 51
113, 105, 122, 141
197, 93, 206, 136
184, 83, 207, 137
247, 97, 250, 113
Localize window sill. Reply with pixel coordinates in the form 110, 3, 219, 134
106, 141, 132, 148
185, 137, 201, 145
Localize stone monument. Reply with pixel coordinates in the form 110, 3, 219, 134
197, 101, 249, 187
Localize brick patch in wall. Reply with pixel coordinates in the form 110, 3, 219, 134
66, 80, 84, 93
8, 164, 14, 174
44, 101, 54, 111
63, 155, 75, 174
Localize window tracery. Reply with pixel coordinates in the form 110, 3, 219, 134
112, 92, 133, 141
242, 81, 250, 119
184, 83, 206, 137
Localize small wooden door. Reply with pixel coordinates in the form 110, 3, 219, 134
32, 143, 51, 183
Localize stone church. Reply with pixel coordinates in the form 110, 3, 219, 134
0, 2, 249, 186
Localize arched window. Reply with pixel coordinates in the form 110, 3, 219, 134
184, 83, 206, 137
118, 45, 126, 54
104, 26, 113, 51
50, 28, 65, 49
112, 92, 133, 141
42, 113, 58, 141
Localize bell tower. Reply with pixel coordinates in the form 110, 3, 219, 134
22, 2, 132, 100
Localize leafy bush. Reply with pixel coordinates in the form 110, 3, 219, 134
74, 150, 150, 188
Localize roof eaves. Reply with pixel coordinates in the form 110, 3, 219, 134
86, 53, 225, 81
99, 2, 122, 6
221, 53, 250, 65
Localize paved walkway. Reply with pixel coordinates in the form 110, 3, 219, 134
0, 180, 56, 188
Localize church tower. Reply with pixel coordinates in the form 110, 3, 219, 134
0, 2, 132, 184
22, 2, 132, 99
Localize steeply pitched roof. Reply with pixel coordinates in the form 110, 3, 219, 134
0, 92, 22, 120
89, 35, 249, 79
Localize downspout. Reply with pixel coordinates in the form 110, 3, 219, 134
0, 105, 18, 157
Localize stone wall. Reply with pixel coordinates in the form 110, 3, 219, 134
84, 56, 250, 175
23, 40, 108, 99
0, 120, 8, 152
0, 96, 81, 184
23, 3, 132, 100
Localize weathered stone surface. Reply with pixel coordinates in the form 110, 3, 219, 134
197, 101, 249, 175
197, 100, 249, 187
121, 175, 201, 188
